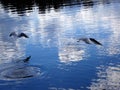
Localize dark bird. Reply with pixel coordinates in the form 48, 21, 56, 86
77, 38, 102, 46
9, 32, 29, 38
23, 56, 31, 63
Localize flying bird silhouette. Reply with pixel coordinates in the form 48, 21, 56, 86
77, 38, 102, 46
9, 32, 29, 38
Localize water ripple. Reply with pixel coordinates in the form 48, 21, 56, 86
0, 64, 41, 81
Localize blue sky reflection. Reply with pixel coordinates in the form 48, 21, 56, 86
0, 2, 120, 63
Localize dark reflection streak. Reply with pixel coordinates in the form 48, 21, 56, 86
4, 74, 33, 79
0, 0, 95, 15
81, 0, 94, 7
0, 0, 34, 15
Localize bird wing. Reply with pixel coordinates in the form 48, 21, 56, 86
77, 38, 91, 44
23, 56, 31, 62
18, 33, 29, 38
9, 32, 17, 37
89, 38, 102, 45
82, 38, 91, 44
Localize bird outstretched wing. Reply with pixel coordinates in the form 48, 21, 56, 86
18, 33, 29, 38
77, 38, 91, 44
89, 38, 102, 45
9, 32, 17, 37
23, 56, 31, 62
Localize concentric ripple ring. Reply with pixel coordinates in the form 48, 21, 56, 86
0, 65, 41, 80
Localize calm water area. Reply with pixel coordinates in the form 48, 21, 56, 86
0, 0, 120, 90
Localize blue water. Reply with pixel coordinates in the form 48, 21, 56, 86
0, 0, 120, 90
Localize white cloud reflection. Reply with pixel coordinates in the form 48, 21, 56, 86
0, 31, 26, 64
58, 38, 85, 63
89, 65, 120, 90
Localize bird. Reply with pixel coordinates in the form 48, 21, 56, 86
9, 32, 29, 38
23, 56, 31, 63
77, 38, 102, 46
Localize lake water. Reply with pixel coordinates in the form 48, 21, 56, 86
0, 0, 120, 90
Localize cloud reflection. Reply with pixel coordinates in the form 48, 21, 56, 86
0, 31, 41, 80
25, 9, 88, 63
0, 33, 26, 64
89, 65, 120, 90
58, 38, 85, 63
